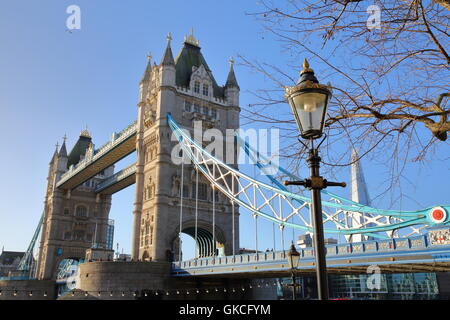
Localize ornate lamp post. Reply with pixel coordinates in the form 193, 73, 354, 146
284, 59, 346, 300
286, 241, 301, 300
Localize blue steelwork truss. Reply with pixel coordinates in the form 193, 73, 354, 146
17, 211, 44, 275
168, 113, 449, 238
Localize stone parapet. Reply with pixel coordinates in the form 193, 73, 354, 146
0, 279, 56, 300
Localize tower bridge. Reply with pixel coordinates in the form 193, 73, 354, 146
1, 31, 449, 300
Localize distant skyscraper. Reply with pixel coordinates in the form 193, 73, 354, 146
350, 149, 371, 207
349, 148, 372, 242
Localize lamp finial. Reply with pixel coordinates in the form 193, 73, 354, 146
301, 58, 314, 75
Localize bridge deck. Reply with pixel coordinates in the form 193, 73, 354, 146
171, 235, 450, 277
56, 122, 137, 190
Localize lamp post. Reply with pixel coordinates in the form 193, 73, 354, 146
286, 241, 300, 300
284, 59, 346, 300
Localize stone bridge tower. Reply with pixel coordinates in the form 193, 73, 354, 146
36, 132, 114, 280
132, 32, 240, 262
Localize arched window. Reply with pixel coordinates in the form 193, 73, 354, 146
75, 205, 87, 217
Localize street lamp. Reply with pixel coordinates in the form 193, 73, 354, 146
284, 59, 346, 300
285, 59, 330, 140
286, 241, 300, 300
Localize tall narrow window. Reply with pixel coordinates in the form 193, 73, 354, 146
211, 108, 217, 119
191, 182, 196, 199
198, 183, 207, 200
202, 106, 209, 115
184, 101, 191, 112
75, 205, 87, 217
194, 104, 200, 113
202, 84, 209, 96
194, 81, 200, 93
183, 185, 189, 198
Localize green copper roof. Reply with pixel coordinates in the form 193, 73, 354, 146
67, 135, 92, 169
174, 42, 224, 98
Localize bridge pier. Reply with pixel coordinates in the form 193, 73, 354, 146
69, 261, 255, 300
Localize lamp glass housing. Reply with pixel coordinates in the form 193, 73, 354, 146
288, 89, 330, 139
287, 244, 301, 269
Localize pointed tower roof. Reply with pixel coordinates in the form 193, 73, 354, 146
174, 30, 224, 98
140, 53, 152, 84
160, 33, 175, 66
49, 142, 59, 164
350, 148, 371, 206
58, 134, 68, 157
225, 57, 239, 89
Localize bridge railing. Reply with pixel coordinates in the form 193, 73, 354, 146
57, 121, 137, 187
172, 235, 433, 270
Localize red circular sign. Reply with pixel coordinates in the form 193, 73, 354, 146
432, 209, 444, 221
430, 207, 447, 223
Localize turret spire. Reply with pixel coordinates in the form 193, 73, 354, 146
225, 56, 239, 89
49, 141, 59, 164
161, 32, 175, 66
140, 52, 152, 84
59, 134, 68, 157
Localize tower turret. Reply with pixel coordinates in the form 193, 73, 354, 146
57, 135, 68, 173
160, 33, 176, 87
49, 143, 59, 165
225, 57, 239, 106
139, 53, 152, 104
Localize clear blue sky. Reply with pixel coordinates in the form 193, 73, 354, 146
0, 1, 448, 258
